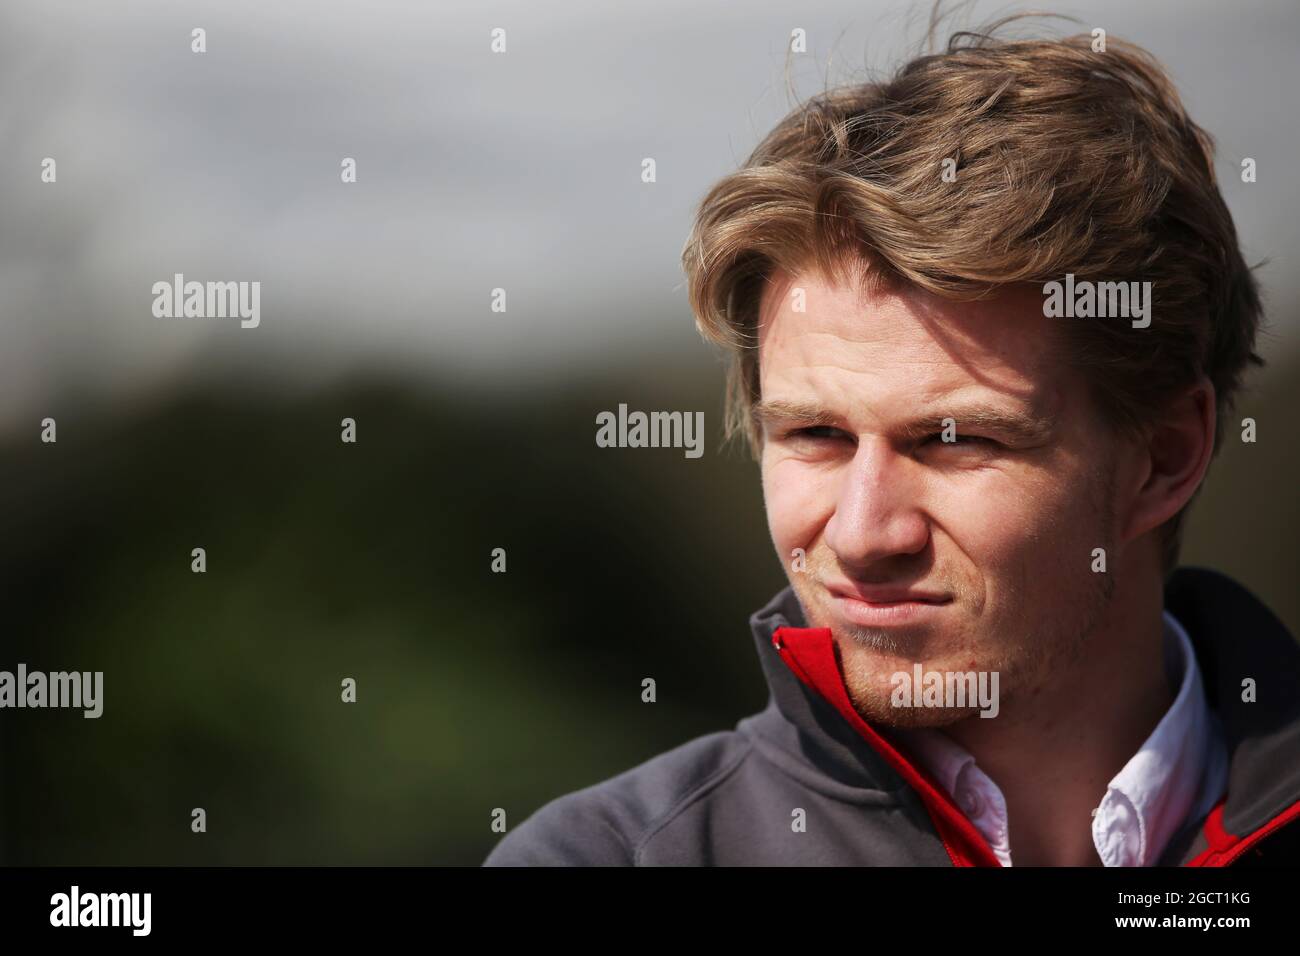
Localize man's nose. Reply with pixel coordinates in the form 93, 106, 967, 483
822, 438, 929, 567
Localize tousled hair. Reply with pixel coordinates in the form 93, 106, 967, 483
680, 11, 1264, 572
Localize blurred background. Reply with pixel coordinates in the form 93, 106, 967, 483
1, 0, 1296, 864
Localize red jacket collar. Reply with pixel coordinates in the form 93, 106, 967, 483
770, 623, 1001, 866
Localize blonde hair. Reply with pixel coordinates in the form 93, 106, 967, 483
680, 14, 1263, 571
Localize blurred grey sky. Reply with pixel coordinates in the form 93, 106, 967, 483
2, 0, 1297, 432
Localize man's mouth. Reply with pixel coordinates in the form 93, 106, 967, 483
823, 581, 952, 626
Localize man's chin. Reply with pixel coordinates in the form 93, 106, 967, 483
831, 637, 1006, 727
851, 697, 989, 729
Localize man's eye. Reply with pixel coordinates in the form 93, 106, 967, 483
791, 426, 843, 440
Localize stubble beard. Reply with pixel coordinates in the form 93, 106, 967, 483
786, 473, 1118, 729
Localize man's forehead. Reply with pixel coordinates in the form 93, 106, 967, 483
756, 267, 1061, 401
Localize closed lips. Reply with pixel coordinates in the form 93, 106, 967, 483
827, 585, 950, 605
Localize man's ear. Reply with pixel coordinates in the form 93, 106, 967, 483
1118, 377, 1217, 547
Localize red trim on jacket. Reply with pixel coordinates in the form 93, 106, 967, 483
1186, 797, 1300, 867
772, 625, 1002, 867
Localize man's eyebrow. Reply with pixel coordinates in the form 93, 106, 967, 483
899, 407, 1055, 444
752, 399, 842, 430
752, 399, 1054, 444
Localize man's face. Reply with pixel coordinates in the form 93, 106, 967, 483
757, 266, 1121, 728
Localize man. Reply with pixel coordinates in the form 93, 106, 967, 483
484, 19, 1300, 866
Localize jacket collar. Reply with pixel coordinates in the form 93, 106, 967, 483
748, 584, 1000, 865
748, 567, 1300, 866
747, 585, 906, 789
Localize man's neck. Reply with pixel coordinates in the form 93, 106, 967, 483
941, 575, 1175, 867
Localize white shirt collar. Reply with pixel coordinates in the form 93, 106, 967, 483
891, 610, 1228, 866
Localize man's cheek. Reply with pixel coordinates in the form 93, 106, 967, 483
989, 484, 1088, 582
764, 488, 806, 560
946, 489, 1051, 568
763, 467, 824, 557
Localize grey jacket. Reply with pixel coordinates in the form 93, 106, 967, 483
483, 568, 1300, 866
